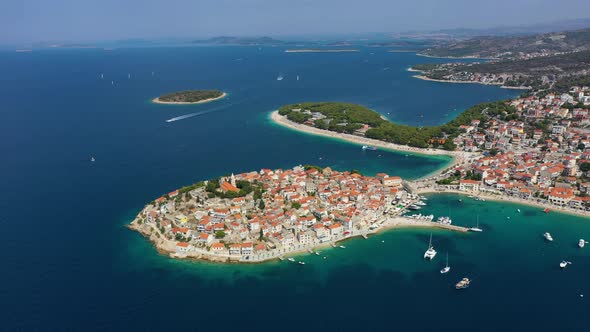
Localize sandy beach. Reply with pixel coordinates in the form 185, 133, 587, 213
152, 92, 227, 105
270, 111, 459, 158
414, 187, 590, 218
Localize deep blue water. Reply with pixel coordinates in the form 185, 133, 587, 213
6, 46, 586, 331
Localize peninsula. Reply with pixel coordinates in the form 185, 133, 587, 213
152, 90, 226, 105
129, 166, 467, 263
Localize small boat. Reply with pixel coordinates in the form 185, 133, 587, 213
543, 232, 554, 242
424, 234, 437, 260
458, 199, 463, 203
559, 261, 572, 269
408, 205, 421, 210
128, 73, 131, 79
276, 75, 284, 81
517, 209, 521, 213
455, 277, 471, 290
287, 258, 295, 262
579, 239, 586, 248
440, 253, 450, 274
415, 201, 427, 206
315, 251, 320, 256
278, 257, 285, 261
296, 75, 300, 81
544, 208, 550, 213
362, 145, 377, 151
339, 245, 346, 249
469, 216, 483, 232
100, 73, 104, 79
298, 261, 305, 265
90, 155, 96, 162
437, 216, 452, 225
467, 195, 474, 198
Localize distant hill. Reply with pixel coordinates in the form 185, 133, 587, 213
193, 36, 285, 46
420, 28, 590, 58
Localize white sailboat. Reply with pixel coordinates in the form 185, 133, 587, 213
100, 73, 104, 79
276, 75, 284, 81
296, 75, 300, 81
440, 253, 450, 274
470, 215, 483, 232
424, 234, 437, 260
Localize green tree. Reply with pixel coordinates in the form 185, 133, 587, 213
291, 202, 302, 209
258, 200, 266, 210
580, 162, 590, 173
215, 231, 226, 239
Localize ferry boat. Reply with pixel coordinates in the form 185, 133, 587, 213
455, 278, 471, 289
287, 258, 295, 262
579, 239, 586, 248
362, 145, 377, 151
559, 261, 572, 269
440, 253, 451, 274
543, 232, 554, 242
424, 234, 437, 260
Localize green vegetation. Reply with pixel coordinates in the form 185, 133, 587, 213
215, 231, 226, 239
279, 102, 384, 134
205, 178, 263, 199
157, 90, 224, 103
421, 28, 590, 58
279, 101, 513, 150
580, 162, 590, 173
291, 202, 302, 209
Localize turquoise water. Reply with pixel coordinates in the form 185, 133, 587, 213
3, 46, 587, 331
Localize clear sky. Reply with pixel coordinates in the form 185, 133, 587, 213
2, 0, 590, 43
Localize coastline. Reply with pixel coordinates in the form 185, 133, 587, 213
415, 53, 499, 60
129, 215, 468, 265
285, 49, 360, 53
270, 111, 459, 158
411, 74, 531, 90
414, 187, 590, 218
152, 92, 227, 105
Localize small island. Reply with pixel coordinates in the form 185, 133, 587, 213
152, 90, 226, 105
129, 166, 467, 263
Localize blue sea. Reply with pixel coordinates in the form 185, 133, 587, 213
1, 46, 587, 331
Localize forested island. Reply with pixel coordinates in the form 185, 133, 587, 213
277, 101, 514, 150
153, 90, 226, 104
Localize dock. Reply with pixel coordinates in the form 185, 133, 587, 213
388, 217, 470, 233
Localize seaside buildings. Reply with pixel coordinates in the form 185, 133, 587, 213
440, 85, 590, 211
135, 166, 411, 260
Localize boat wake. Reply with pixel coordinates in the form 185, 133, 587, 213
165, 100, 241, 123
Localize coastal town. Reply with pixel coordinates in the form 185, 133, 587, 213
129, 166, 468, 263
416, 85, 590, 214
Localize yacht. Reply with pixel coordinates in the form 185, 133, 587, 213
408, 205, 421, 210
415, 201, 427, 206
469, 216, 483, 232
424, 234, 437, 260
287, 258, 295, 262
579, 239, 586, 248
339, 245, 346, 249
455, 278, 471, 290
543, 232, 554, 242
559, 261, 572, 269
440, 253, 450, 274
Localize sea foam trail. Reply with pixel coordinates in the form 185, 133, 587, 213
165, 100, 242, 123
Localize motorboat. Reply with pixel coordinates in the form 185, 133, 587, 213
559, 261, 572, 269
298, 261, 305, 265
543, 232, 554, 242
455, 278, 471, 289
287, 258, 295, 262
579, 239, 586, 248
